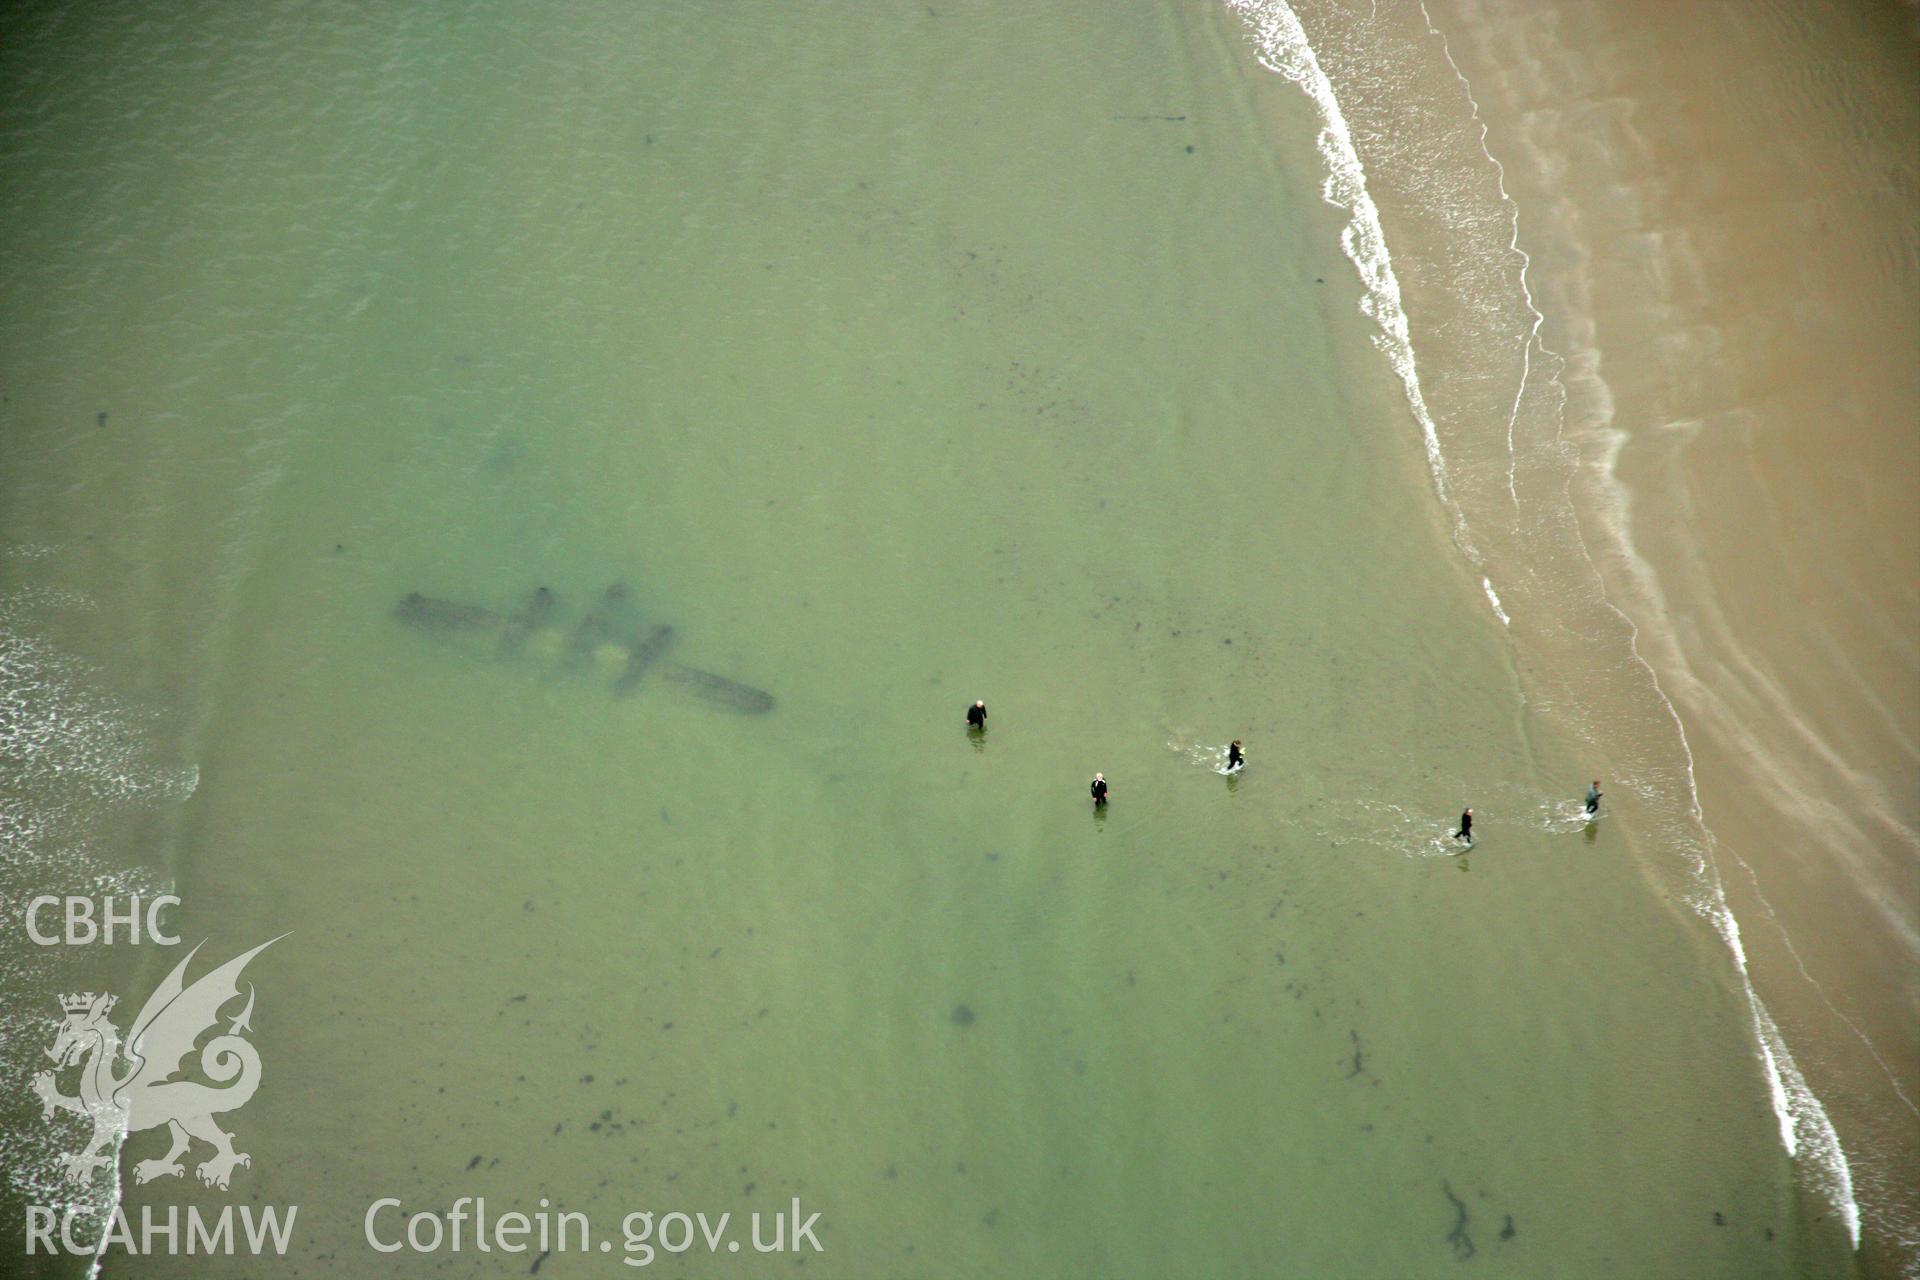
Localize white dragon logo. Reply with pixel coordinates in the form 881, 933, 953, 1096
33, 937, 283, 1191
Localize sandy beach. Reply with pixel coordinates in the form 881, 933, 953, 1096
1274, 0, 1918, 1267
1440, 1, 1919, 1267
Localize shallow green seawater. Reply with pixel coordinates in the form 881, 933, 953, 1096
0, 2, 1859, 1277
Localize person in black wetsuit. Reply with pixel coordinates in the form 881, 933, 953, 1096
1454, 807, 1473, 844
1090, 772, 1109, 806
1584, 780, 1603, 815
1227, 740, 1245, 771
966, 700, 987, 730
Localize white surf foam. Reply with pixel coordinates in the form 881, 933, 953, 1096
1334, 798, 1467, 859
1480, 576, 1509, 627
1, 589, 186, 1271
1224, 0, 1478, 570
1165, 732, 1241, 776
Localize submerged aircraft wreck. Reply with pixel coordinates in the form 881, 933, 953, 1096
394, 584, 775, 714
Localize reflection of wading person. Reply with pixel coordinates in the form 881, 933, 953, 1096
1090, 773, 1109, 806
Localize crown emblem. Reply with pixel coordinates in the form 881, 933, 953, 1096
58, 992, 111, 1016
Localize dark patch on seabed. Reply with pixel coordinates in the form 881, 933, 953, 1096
1443, 1180, 1474, 1260
392, 581, 774, 713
